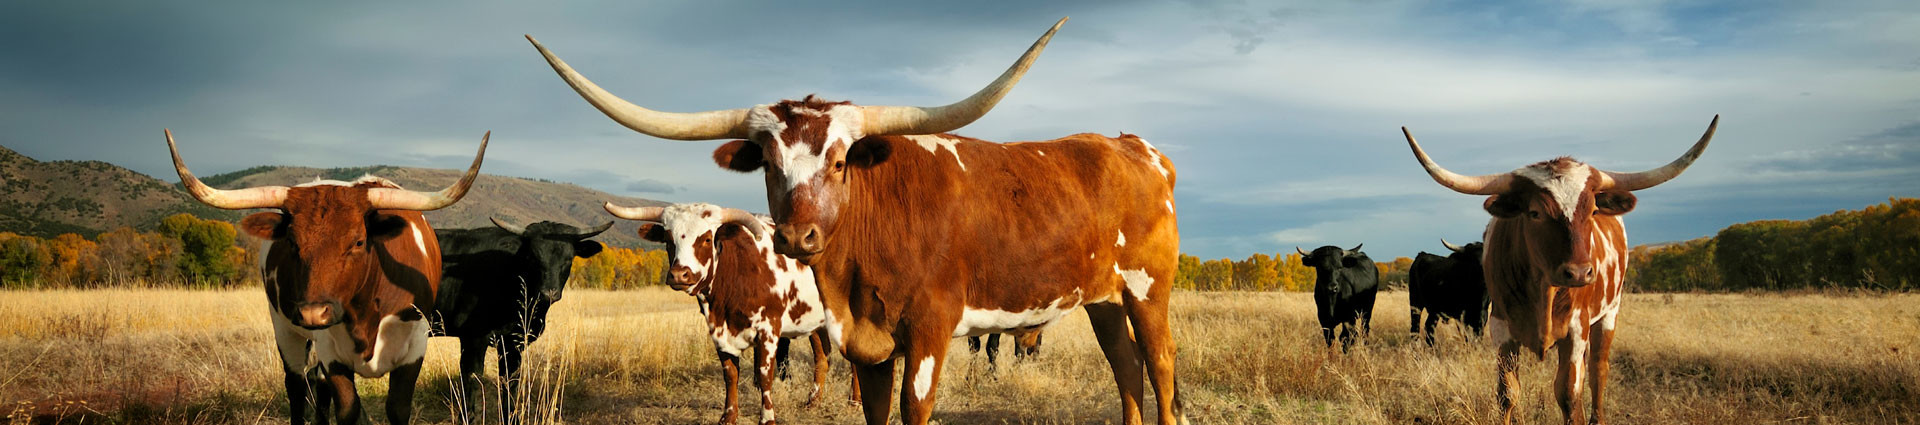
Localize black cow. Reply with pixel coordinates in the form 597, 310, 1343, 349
1408, 239, 1489, 346
1299, 244, 1379, 351
432, 217, 609, 422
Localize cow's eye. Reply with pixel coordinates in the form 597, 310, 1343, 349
1526, 210, 1542, 220
834, 160, 846, 172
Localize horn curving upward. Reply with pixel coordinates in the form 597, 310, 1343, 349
490, 216, 527, 236
1598, 115, 1719, 192
577, 221, 615, 239
603, 203, 665, 222
1442, 238, 1465, 253
719, 207, 767, 240
859, 17, 1067, 137
365, 132, 489, 211
1401, 126, 1515, 195
167, 129, 290, 210
526, 35, 751, 141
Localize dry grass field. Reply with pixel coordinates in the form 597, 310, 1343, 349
3, 288, 1917, 424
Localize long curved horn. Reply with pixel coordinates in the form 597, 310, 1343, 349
604, 202, 665, 222
577, 221, 614, 239
860, 17, 1067, 136
1402, 126, 1514, 195
720, 208, 767, 240
1598, 115, 1719, 192
1348, 243, 1364, 252
1441, 238, 1465, 253
367, 132, 489, 211
526, 35, 750, 141
1296, 247, 1310, 257
490, 216, 527, 236
165, 129, 289, 210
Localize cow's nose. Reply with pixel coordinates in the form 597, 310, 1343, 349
1556, 263, 1596, 287
297, 302, 339, 328
774, 223, 824, 257
670, 266, 696, 286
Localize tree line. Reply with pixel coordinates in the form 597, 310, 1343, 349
1173, 252, 1414, 292
1628, 197, 1919, 292
0, 213, 258, 288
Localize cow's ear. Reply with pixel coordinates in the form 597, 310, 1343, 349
1483, 194, 1524, 218
365, 212, 410, 239
572, 240, 604, 259
241, 212, 287, 239
637, 223, 670, 244
1595, 191, 1637, 216
847, 137, 892, 168
713, 140, 764, 173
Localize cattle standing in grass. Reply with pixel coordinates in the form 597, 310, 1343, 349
1299, 245, 1378, 351
531, 17, 1188, 425
966, 330, 1043, 371
605, 202, 840, 425
1401, 116, 1718, 424
432, 218, 611, 422
1408, 239, 1489, 346
166, 130, 487, 425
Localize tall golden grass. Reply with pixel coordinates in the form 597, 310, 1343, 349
2, 288, 1916, 424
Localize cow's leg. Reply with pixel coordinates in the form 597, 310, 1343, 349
284, 367, 311, 425
1085, 303, 1145, 424
847, 357, 863, 406
899, 336, 952, 425
309, 367, 334, 425
754, 335, 782, 425
1423, 311, 1442, 346
454, 336, 488, 423
1321, 326, 1336, 348
1554, 334, 1587, 425
854, 359, 895, 424
774, 337, 793, 382
1127, 291, 1188, 425
804, 332, 831, 408
717, 350, 742, 425
966, 336, 981, 354
984, 333, 1002, 373
385, 360, 422, 425
1338, 321, 1356, 353
497, 340, 526, 423
323, 363, 363, 425
1496, 341, 1520, 425
1409, 307, 1423, 342
1587, 320, 1616, 425
1015, 331, 1042, 359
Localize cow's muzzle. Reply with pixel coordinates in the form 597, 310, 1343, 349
1552, 262, 1597, 288
773, 223, 824, 261
296, 301, 344, 329
668, 266, 698, 290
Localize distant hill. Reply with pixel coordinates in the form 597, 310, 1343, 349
0, 145, 241, 237
0, 145, 666, 248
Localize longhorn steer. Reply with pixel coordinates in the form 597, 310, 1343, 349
606, 202, 841, 425
1299, 244, 1379, 351
530, 17, 1187, 425
433, 218, 610, 422
1401, 116, 1718, 424
1408, 239, 1489, 346
166, 130, 487, 425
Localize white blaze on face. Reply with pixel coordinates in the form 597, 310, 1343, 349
1115, 264, 1155, 302
749, 104, 863, 191
1513, 163, 1592, 221
906, 134, 967, 171
913, 355, 936, 400
658, 203, 730, 281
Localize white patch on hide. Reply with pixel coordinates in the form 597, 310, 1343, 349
1116, 230, 1127, 247
906, 134, 967, 171
952, 292, 1081, 337
913, 356, 936, 400
1136, 137, 1169, 178
1115, 264, 1155, 302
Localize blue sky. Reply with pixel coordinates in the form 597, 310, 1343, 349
2, 0, 1915, 260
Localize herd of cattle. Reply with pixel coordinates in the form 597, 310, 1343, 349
156, 17, 1718, 425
